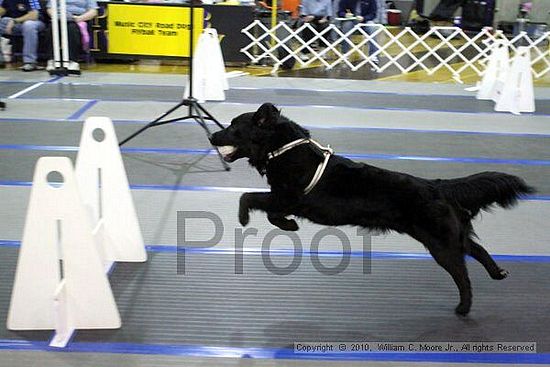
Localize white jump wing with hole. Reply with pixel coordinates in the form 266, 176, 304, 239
7, 157, 120, 332
75, 117, 147, 263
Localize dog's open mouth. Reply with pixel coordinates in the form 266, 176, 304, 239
217, 145, 237, 162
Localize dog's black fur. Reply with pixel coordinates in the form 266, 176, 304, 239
210, 103, 535, 316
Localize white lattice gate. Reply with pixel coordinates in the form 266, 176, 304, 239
241, 20, 550, 82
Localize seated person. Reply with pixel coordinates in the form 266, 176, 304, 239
336, 0, 378, 62
299, 0, 332, 60
0, 0, 45, 71
45, 0, 97, 73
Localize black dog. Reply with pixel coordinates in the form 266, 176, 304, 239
210, 103, 535, 316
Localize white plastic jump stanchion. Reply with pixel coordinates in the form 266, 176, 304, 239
184, 28, 228, 103
470, 40, 510, 100
7, 157, 121, 348
49, 0, 71, 75
209, 28, 229, 92
75, 117, 147, 266
489, 41, 510, 102
495, 47, 535, 115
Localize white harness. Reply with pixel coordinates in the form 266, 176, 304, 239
267, 138, 334, 195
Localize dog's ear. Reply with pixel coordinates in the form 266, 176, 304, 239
253, 103, 280, 127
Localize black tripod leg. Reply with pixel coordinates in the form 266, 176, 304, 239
196, 103, 226, 130
191, 103, 230, 171
119, 101, 186, 146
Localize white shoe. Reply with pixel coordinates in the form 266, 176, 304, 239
68, 61, 80, 70
67, 61, 81, 75
46, 59, 55, 71
20, 63, 42, 72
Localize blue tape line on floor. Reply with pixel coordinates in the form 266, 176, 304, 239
66, 100, 98, 120
1, 240, 550, 262
1, 144, 550, 166
0, 339, 549, 363
151, 246, 550, 263
2, 117, 550, 139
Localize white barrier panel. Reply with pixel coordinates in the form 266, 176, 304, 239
474, 40, 509, 100
211, 28, 229, 92
495, 47, 535, 115
241, 21, 550, 81
489, 42, 511, 102
75, 117, 147, 263
7, 157, 121, 346
185, 28, 228, 102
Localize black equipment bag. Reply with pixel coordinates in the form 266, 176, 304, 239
411, 19, 431, 34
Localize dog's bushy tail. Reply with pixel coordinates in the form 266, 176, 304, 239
436, 172, 535, 216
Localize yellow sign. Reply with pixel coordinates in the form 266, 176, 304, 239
107, 4, 204, 57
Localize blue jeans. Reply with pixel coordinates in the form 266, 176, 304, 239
339, 19, 378, 57
0, 18, 45, 64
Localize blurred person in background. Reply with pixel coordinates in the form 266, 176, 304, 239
0, 0, 45, 71
336, 0, 378, 63
299, 0, 332, 60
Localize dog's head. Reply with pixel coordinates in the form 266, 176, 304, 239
210, 103, 309, 171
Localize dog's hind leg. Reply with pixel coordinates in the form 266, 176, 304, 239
429, 247, 472, 316
468, 240, 509, 280
408, 223, 472, 315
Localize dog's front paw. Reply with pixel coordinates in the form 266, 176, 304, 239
239, 195, 250, 227
239, 207, 250, 227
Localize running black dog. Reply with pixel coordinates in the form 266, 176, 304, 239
210, 103, 535, 316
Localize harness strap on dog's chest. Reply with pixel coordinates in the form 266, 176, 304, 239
303, 140, 333, 194
267, 138, 310, 159
267, 138, 333, 195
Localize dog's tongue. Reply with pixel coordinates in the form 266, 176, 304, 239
218, 145, 236, 158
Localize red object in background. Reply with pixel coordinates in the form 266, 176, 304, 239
258, 0, 300, 18
387, 9, 402, 25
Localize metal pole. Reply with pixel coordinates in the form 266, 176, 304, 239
270, 0, 277, 47
271, 0, 277, 29
59, 0, 69, 66
188, 1, 194, 100
51, 0, 61, 68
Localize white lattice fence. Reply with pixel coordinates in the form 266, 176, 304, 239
241, 20, 550, 81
